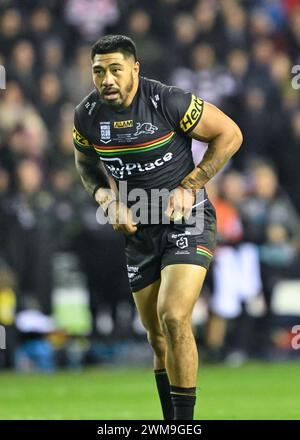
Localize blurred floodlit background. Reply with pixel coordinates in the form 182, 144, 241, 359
0, 0, 300, 372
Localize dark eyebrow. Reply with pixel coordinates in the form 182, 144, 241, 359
92, 64, 104, 70
92, 63, 123, 70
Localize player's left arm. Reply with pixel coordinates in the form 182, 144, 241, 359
164, 99, 242, 220
180, 101, 243, 191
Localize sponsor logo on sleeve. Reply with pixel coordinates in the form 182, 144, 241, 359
114, 120, 134, 129
73, 126, 91, 147
180, 95, 204, 133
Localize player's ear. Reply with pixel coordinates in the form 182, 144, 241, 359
133, 61, 140, 77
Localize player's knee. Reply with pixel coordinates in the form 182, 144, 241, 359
159, 311, 191, 341
147, 330, 166, 356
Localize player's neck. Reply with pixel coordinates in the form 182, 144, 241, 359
123, 76, 140, 108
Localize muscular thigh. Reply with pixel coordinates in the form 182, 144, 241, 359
132, 279, 162, 332
158, 264, 207, 319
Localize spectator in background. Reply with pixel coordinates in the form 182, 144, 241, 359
249, 7, 277, 41
0, 168, 11, 260
49, 165, 79, 252
3, 160, 55, 315
284, 5, 300, 61
242, 160, 300, 351
204, 176, 243, 362
172, 13, 199, 69
72, 214, 131, 340
0, 260, 17, 368
65, 46, 93, 104
37, 72, 64, 135
204, 173, 263, 362
127, 9, 167, 80
249, 38, 278, 103
270, 52, 293, 99
47, 120, 78, 173
222, 1, 250, 51
0, 167, 10, 199
0, 81, 48, 155
9, 40, 37, 101
252, 37, 276, 71
225, 48, 251, 119
283, 110, 300, 212
236, 87, 272, 166
0, 8, 24, 58
41, 39, 65, 77
172, 43, 235, 106
64, 0, 120, 42
241, 160, 300, 249
151, 0, 197, 43
28, 7, 60, 50
194, 0, 224, 55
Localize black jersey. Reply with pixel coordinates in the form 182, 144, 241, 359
73, 76, 204, 196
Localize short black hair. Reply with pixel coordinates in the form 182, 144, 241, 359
91, 35, 137, 61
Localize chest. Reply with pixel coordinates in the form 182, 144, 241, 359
89, 106, 174, 159
86, 100, 182, 181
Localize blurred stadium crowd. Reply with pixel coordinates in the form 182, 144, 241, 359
1, 0, 300, 370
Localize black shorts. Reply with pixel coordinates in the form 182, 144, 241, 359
125, 201, 217, 291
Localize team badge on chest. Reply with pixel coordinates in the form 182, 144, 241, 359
100, 121, 111, 144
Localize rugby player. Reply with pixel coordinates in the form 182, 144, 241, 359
73, 35, 242, 420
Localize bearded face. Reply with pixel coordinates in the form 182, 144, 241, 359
92, 52, 139, 108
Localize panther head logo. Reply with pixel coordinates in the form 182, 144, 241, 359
134, 122, 158, 136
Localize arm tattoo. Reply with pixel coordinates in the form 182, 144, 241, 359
181, 139, 235, 191
76, 158, 110, 198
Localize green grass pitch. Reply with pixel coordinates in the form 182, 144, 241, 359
0, 362, 299, 420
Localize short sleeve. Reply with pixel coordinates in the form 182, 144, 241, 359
73, 109, 98, 157
161, 87, 204, 134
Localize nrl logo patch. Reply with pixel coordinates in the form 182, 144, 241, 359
176, 237, 188, 249
134, 122, 158, 136
114, 120, 133, 128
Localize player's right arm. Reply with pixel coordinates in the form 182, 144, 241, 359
74, 146, 113, 201
73, 116, 136, 234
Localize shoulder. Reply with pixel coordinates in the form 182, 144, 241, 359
74, 88, 99, 124
139, 76, 189, 105
140, 76, 202, 131
139, 76, 193, 119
